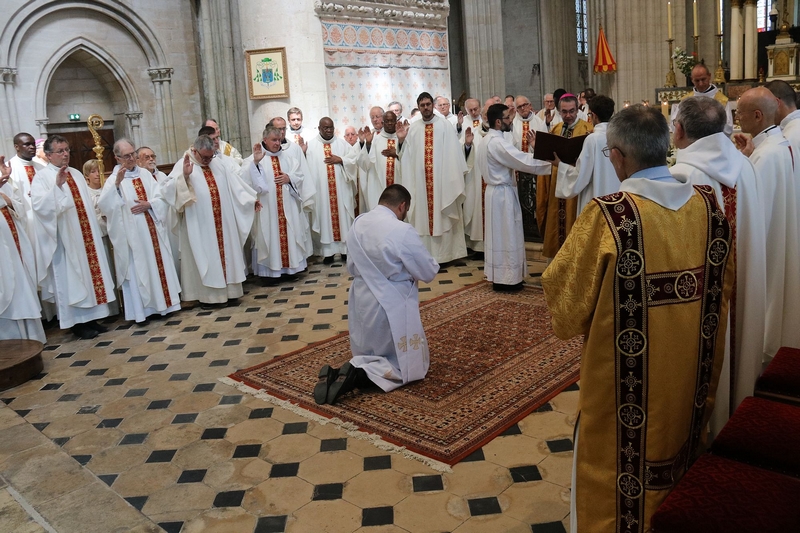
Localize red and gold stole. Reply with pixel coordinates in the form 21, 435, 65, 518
322, 143, 341, 241
270, 156, 291, 268
385, 139, 396, 186
24, 165, 36, 184
424, 123, 435, 235
200, 167, 227, 279
131, 177, 173, 308
472, 119, 480, 129
64, 176, 108, 304
1, 206, 20, 257
521, 121, 530, 152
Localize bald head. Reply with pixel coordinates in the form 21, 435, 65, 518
738, 87, 779, 136
369, 106, 384, 130
515, 95, 532, 118
464, 98, 481, 119
343, 126, 358, 146
482, 99, 495, 122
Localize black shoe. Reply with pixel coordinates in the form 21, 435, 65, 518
493, 282, 524, 292
340, 254, 347, 262
86, 320, 108, 333
225, 298, 240, 307
472, 252, 484, 261
71, 323, 98, 340
314, 365, 339, 405
323, 256, 335, 264
327, 362, 359, 405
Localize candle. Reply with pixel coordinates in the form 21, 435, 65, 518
668, 1, 673, 39
662, 100, 669, 119
693, 0, 699, 37
717, 0, 722, 34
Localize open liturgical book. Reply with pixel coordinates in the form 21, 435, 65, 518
532, 131, 587, 167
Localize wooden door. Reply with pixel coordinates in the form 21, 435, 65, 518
57, 130, 115, 176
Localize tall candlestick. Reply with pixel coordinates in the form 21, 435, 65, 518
668, 1, 673, 39
693, 0, 699, 37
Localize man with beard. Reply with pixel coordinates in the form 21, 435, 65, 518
359, 110, 407, 211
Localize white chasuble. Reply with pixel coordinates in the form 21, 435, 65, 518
360, 131, 401, 212
462, 131, 485, 251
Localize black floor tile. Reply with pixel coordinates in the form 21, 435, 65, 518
41, 383, 63, 391
104, 378, 127, 387
219, 395, 242, 405
215, 316, 231, 322
535, 402, 554, 413
467, 496, 502, 516
147, 364, 168, 371
96, 418, 123, 429
233, 444, 262, 458
235, 322, 251, 328
317, 309, 333, 314
312, 483, 343, 501
187, 351, 206, 358
223, 340, 241, 346
246, 307, 260, 313
52, 437, 70, 447
564, 382, 580, 392
146, 449, 177, 463
312, 324, 330, 330
458, 446, 485, 462
438, 279, 453, 285
70, 360, 90, 367
57, 394, 81, 402
300, 291, 314, 296
282, 422, 308, 435
249, 408, 273, 419
363, 455, 392, 471
196, 311, 212, 317
193, 383, 215, 393
209, 359, 230, 367
120, 433, 148, 445
147, 399, 172, 410
165, 320, 181, 326
148, 336, 166, 343
281, 335, 299, 341
269, 463, 299, 478
169, 373, 191, 382
257, 328, 274, 334
77, 405, 100, 414
500, 423, 523, 436
111, 348, 129, 355
510, 465, 543, 483
128, 356, 147, 362
177, 469, 207, 484
32, 422, 49, 432
362, 506, 394, 527
159, 522, 184, 533
172, 413, 198, 424
412, 475, 443, 492
182, 326, 200, 332
419, 287, 432, 292
55, 352, 74, 359
531, 521, 568, 533
546, 438, 574, 453
71, 454, 92, 466
14, 409, 31, 418
247, 346, 266, 354
321, 295, 336, 300
201, 428, 227, 440
166, 344, 185, 351
320, 438, 347, 452
213, 490, 245, 507
202, 333, 218, 339
125, 388, 148, 398
0, 398, 13, 405
288, 317, 304, 323
86, 368, 108, 376
125, 496, 148, 511
98, 474, 118, 486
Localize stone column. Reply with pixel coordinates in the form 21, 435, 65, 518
463, 0, 506, 99
539, 0, 582, 97
148, 68, 178, 161
125, 112, 143, 148
744, 0, 757, 79
730, 0, 744, 80
0, 68, 17, 151
35, 119, 49, 138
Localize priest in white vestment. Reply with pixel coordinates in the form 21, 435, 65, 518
137, 146, 179, 276
536, 94, 563, 132
98, 140, 181, 323
553, 95, 620, 214
435, 96, 460, 132
9, 133, 43, 245
306, 117, 359, 262
359, 111, 402, 212
671, 96, 767, 433
733, 87, 800, 358
478, 104, 551, 290
461, 123, 485, 253
511, 96, 547, 150
31, 135, 117, 339
0, 159, 45, 343
203, 119, 243, 166
314, 184, 439, 405
247, 125, 315, 279
400, 92, 469, 264
162, 135, 257, 305
670, 64, 733, 136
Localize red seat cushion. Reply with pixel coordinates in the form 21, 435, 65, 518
756, 346, 800, 405
651, 454, 800, 533
711, 396, 800, 477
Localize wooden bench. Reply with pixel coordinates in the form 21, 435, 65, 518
0, 340, 44, 391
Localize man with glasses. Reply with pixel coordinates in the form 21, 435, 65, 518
162, 134, 257, 306
477, 104, 551, 291
536, 93, 593, 259
670, 63, 733, 135
98, 139, 181, 323
203, 118, 243, 166
536, 93, 561, 132
137, 146, 179, 276
542, 104, 734, 533
30, 135, 118, 339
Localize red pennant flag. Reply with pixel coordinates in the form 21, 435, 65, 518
594, 25, 617, 74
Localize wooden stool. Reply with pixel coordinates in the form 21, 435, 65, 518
0, 340, 44, 391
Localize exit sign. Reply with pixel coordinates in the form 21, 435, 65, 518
69, 113, 80, 121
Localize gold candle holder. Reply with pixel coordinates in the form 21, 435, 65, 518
693, 35, 699, 58
665, 38, 677, 88
714, 33, 726, 85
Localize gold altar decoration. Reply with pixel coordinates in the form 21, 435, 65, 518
87, 114, 105, 185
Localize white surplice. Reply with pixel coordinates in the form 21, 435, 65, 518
511, 112, 547, 152
747, 126, 800, 357
162, 152, 256, 303
247, 147, 315, 277
359, 131, 402, 211
306, 135, 359, 257
555, 122, 620, 214
0, 181, 45, 342
477, 129, 551, 285
462, 133, 485, 251
8, 155, 43, 246
671, 132, 767, 433
30, 164, 117, 329
536, 108, 562, 132
347, 205, 439, 392
349, 142, 369, 215
670, 85, 734, 136
219, 139, 243, 166
400, 114, 469, 263
98, 166, 181, 322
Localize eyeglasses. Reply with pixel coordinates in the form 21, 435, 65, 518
602, 146, 625, 158
518, 103, 531, 108
117, 153, 137, 160
47, 149, 70, 155
139, 153, 156, 160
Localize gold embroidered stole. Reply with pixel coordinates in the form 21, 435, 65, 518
270, 156, 291, 268
64, 176, 108, 304
322, 143, 342, 241
385, 139, 396, 186
200, 167, 227, 279
424, 123, 435, 235
131, 177, 173, 307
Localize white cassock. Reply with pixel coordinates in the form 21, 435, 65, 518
219, 139, 243, 166
536, 108, 562, 132
477, 129, 551, 285
442, 113, 459, 130
670, 132, 767, 433
360, 131, 401, 211
146, 169, 179, 276
670, 85, 734, 136
350, 142, 369, 215
347, 204, 439, 391
462, 133, 485, 252
98, 166, 181, 322
31, 164, 117, 329
247, 147, 315, 277
400, 114, 469, 263
780, 109, 800, 155
162, 152, 256, 303
555, 122, 620, 214
306, 134, 359, 257
0, 181, 45, 342
747, 126, 800, 357
8, 155, 43, 246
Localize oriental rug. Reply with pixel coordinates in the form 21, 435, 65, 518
227, 281, 582, 467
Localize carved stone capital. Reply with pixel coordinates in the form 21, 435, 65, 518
148, 67, 174, 83
731, 0, 743, 8
125, 111, 143, 125
0, 67, 17, 84
314, 0, 449, 28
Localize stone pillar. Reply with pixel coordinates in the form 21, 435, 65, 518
539, 0, 582, 97
34, 119, 49, 138
125, 112, 144, 148
0, 68, 17, 151
463, 0, 506, 100
744, 0, 757, 79
730, 0, 744, 80
148, 68, 178, 161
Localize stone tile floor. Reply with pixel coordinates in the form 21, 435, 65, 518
0, 257, 577, 533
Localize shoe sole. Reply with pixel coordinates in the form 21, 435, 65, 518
314, 365, 334, 405
327, 362, 355, 405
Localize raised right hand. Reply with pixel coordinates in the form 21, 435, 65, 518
182, 154, 193, 178
115, 165, 126, 187
56, 165, 70, 188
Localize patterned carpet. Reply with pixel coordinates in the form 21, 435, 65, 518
229, 281, 582, 465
